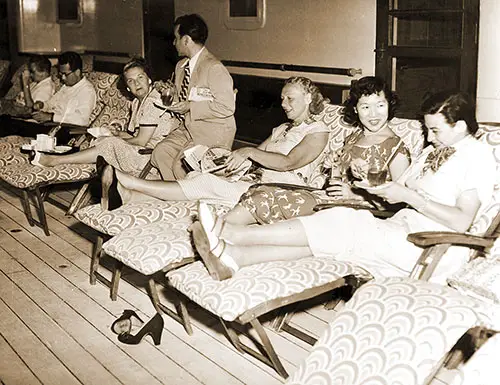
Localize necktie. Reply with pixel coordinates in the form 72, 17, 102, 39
178, 61, 190, 102
422, 146, 456, 174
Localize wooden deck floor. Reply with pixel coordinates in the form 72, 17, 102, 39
0, 182, 340, 385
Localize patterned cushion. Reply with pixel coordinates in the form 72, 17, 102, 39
286, 277, 497, 385
167, 258, 370, 322
74, 200, 229, 236
86, 71, 120, 124
0, 162, 95, 189
0, 136, 32, 151
90, 75, 131, 129
102, 218, 194, 275
75, 200, 198, 236
468, 124, 500, 236
0, 149, 29, 167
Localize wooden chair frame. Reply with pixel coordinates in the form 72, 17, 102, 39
167, 206, 500, 378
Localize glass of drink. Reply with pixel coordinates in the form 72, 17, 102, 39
161, 82, 176, 106
367, 164, 388, 186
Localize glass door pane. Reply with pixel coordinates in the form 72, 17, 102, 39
390, 0, 463, 11
390, 13, 462, 48
393, 57, 460, 118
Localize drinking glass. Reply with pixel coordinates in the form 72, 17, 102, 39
161, 83, 176, 106
367, 164, 388, 186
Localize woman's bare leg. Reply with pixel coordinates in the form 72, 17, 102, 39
225, 243, 313, 268
223, 204, 257, 225
38, 146, 101, 167
221, 218, 309, 247
115, 168, 188, 201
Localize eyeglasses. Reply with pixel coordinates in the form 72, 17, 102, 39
59, 69, 77, 78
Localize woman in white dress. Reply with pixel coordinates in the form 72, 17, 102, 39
104, 76, 331, 208
33, 58, 179, 175
193, 90, 497, 282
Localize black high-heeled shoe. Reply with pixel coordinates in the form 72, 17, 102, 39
118, 313, 164, 346
97, 155, 123, 211
111, 309, 144, 335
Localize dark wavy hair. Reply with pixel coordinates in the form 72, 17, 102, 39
175, 14, 208, 45
284, 76, 327, 116
58, 51, 82, 72
343, 76, 398, 127
420, 90, 479, 135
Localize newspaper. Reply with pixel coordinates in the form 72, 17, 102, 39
183, 145, 252, 181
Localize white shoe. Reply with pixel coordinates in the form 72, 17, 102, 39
30, 151, 45, 167
197, 201, 219, 250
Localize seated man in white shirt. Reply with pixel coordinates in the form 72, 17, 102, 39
32, 51, 96, 127
0, 55, 55, 117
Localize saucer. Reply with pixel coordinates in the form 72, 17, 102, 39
355, 180, 390, 190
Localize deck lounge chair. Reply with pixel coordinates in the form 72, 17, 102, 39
285, 276, 500, 385
163, 123, 500, 378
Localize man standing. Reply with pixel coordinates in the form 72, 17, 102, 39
151, 14, 236, 180
32, 51, 96, 127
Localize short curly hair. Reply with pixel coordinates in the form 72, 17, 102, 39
284, 76, 327, 116
122, 57, 152, 79
343, 76, 398, 127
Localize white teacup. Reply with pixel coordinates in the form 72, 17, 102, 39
36, 134, 56, 151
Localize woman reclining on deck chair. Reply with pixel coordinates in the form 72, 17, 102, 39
94, 76, 332, 210
32, 57, 179, 177
191, 90, 497, 283
219, 76, 412, 225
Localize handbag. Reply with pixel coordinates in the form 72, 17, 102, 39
447, 256, 500, 304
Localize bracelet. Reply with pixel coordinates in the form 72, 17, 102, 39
415, 194, 431, 212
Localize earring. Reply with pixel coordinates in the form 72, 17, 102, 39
148, 79, 152, 85
127, 87, 131, 92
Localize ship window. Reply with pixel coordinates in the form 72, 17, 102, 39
224, 0, 266, 30
57, 0, 82, 24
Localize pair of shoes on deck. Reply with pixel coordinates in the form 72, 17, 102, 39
192, 201, 240, 281
111, 310, 164, 346
96, 155, 122, 211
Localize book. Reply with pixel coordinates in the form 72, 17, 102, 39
183, 145, 252, 181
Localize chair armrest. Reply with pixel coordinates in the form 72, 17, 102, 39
67, 127, 88, 135
252, 182, 320, 192
314, 201, 395, 218
138, 148, 153, 155
407, 231, 495, 249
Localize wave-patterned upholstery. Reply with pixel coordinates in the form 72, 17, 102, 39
102, 218, 195, 275
167, 258, 371, 322
468, 124, 500, 236
87, 71, 131, 129
75, 200, 200, 236
0, 149, 29, 167
0, 136, 31, 150
286, 277, 498, 385
0, 162, 96, 188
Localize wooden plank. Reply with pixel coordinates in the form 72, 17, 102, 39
12, 270, 198, 385
0, 297, 81, 385
0, 271, 123, 385
0, 200, 253, 385
0, 333, 42, 385
0, 186, 290, 384
0, 246, 25, 275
